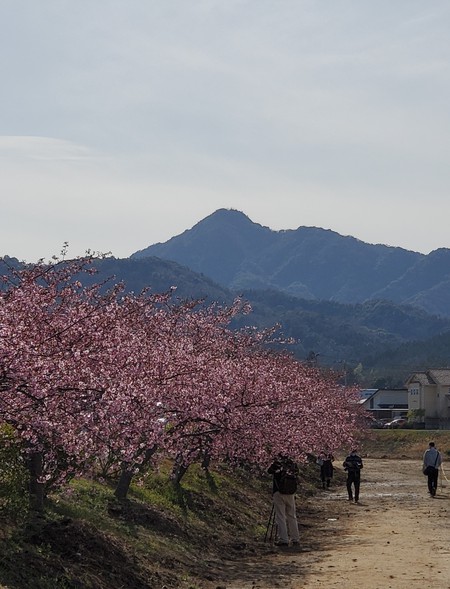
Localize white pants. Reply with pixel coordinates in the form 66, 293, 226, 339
272, 491, 300, 543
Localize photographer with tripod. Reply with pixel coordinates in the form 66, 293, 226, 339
267, 454, 300, 547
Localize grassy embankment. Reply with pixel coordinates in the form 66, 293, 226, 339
358, 428, 450, 459
0, 430, 449, 589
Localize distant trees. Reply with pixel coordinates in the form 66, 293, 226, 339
407, 408, 425, 424
0, 255, 364, 511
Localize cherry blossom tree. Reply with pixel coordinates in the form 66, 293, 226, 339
157, 323, 363, 483
0, 255, 129, 508
0, 254, 366, 509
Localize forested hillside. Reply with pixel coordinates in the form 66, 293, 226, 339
82, 257, 450, 385
3, 240, 450, 387
236, 290, 450, 386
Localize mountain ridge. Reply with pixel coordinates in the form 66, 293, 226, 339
4, 210, 450, 385
131, 208, 450, 317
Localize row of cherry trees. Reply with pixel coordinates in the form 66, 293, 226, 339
0, 255, 365, 509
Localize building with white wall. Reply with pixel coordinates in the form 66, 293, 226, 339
405, 369, 450, 429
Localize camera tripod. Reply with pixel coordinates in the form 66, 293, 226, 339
264, 504, 277, 543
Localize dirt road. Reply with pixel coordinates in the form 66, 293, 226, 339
222, 459, 449, 589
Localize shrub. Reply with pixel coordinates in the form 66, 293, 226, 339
0, 424, 29, 519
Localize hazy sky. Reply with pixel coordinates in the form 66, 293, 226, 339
2, 1, 450, 262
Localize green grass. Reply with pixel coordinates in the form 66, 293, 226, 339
0, 461, 275, 589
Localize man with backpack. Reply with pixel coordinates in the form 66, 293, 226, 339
267, 454, 300, 547
343, 449, 363, 503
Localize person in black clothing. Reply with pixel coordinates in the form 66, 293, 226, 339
317, 449, 335, 489
343, 449, 363, 503
267, 454, 300, 546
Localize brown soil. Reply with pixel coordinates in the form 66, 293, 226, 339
219, 458, 450, 589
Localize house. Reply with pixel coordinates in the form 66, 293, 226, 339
359, 388, 408, 420
405, 369, 450, 430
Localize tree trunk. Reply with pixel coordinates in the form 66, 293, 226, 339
114, 446, 158, 500
28, 451, 45, 512
114, 463, 134, 500
171, 454, 189, 485
201, 450, 211, 470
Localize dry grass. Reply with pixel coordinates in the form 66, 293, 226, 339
358, 428, 450, 459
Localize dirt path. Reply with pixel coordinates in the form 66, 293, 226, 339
221, 459, 450, 589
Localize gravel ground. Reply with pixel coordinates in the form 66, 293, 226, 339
221, 458, 450, 589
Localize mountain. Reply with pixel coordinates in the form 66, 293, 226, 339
4, 210, 450, 386
133, 208, 275, 286
87, 256, 231, 303
372, 248, 450, 315
132, 209, 450, 317
0, 255, 232, 305
82, 257, 450, 385
89, 260, 450, 383
3, 248, 450, 387
233, 289, 450, 383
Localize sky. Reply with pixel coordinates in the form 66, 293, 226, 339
2, 1, 450, 262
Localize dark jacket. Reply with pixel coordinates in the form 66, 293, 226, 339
318, 452, 334, 479
343, 453, 363, 475
268, 456, 299, 494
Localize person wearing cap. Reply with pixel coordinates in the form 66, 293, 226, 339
423, 441, 442, 497
343, 449, 363, 503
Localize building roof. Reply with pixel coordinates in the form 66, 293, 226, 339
405, 369, 450, 386
359, 389, 378, 399
358, 388, 407, 407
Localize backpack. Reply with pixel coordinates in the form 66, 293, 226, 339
343, 455, 362, 472
277, 460, 298, 494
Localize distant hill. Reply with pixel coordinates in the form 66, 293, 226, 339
83, 259, 450, 371
235, 289, 450, 384
75, 258, 450, 385
0, 255, 231, 305
89, 256, 232, 304
132, 209, 450, 317
4, 210, 450, 387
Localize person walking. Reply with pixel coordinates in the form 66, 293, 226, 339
317, 449, 335, 489
343, 449, 363, 503
267, 454, 300, 547
423, 441, 442, 497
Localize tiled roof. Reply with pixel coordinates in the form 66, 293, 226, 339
405, 372, 432, 385
406, 369, 450, 386
428, 369, 450, 385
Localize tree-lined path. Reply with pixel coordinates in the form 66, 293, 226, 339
0, 255, 363, 510
224, 458, 449, 589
